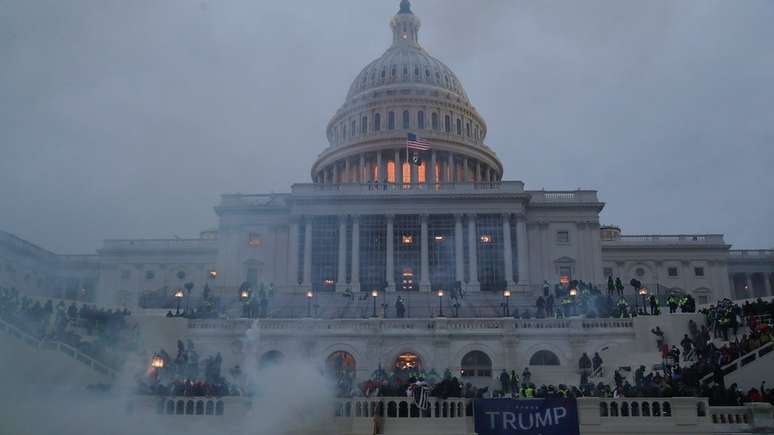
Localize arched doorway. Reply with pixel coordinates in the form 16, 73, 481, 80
529, 350, 560, 366
325, 351, 357, 379
460, 351, 492, 378
259, 350, 284, 369
394, 352, 422, 371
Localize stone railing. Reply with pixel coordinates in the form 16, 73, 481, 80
101, 239, 216, 251
528, 190, 600, 203
245, 318, 635, 336
605, 234, 725, 244
291, 181, 526, 195
700, 341, 774, 385
729, 249, 774, 258
0, 317, 117, 378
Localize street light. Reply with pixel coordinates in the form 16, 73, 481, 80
437, 290, 445, 317
174, 289, 184, 315
503, 290, 512, 316
371, 290, 379, 318
306, 291, 314, 317
639, 287, 649, 314
569, 288, 577, 297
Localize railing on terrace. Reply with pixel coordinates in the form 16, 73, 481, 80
700, 341, 774, 385
528, 190, 600, 203
0, 316, 117, 378
291, 181, 526, 195
192, 317, 635, 333
605, 234, 725, 243
729, 249, 774, 258
335, 396, 471, 419
101, 239, 217, 250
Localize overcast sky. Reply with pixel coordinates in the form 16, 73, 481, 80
1, 0, 772, 254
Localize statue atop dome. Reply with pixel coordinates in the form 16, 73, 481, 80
399, 0, 412, 15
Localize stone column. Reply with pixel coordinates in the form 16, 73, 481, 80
288, 219, 300, 286
746, 274, 754, 297
302, 218, 313, 288
332, 163, 338, 184
430, 151, 437, 185
351, 215, 360, 291
359, 154, 366, 183
420, 214, 431, 291
476, 161, 482, 182
395, 150, 403, 186
502, 213, 516, 290
336, 216, 348, 292
344, 158, 351, 183
463, 157, 469, 182
386, 215, 395, 292
516, 215, 530, 290
454, 214, 464, 284
376, 151, 383, 183
467, 213, 480, 291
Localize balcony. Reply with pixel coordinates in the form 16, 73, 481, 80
603, 234, 727, 247
291, 181, 526, 196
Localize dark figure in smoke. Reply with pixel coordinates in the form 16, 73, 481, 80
615, 277, 625, 297
607, 276, 615, 296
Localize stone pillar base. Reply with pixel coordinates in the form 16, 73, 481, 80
386, 283, 396, 293
420, 282, 431, 292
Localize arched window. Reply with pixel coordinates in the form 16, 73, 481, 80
326, 351, 357, 379
456, 118, 462, 135
388, 111, 395, 130
466, 122, 471, 137
461, 351, 492, 377
432, 113, 439, 130
361, 116, 368, 134
342, 123, 347, 140
417, 111, 425, 129
374, 113, 381, 131
403, 111, 410, 129
529, 350, 560, 366
259, 350, 285, 369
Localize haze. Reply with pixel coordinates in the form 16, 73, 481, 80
1, 0, 772, 253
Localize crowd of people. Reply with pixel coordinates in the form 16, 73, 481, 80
136, 339, 246, 397
0, 287, 137, 368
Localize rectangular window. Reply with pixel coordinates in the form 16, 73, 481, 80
668, 267, 678, 277
476, 214, 505, 292
432, 113, 439, 130
557, 231, 570, 244
444, 115, 451, 133
694, 267, 705, 277
311, 216, 339, 292
388, 112, 395, 130
418, 111, 425, 129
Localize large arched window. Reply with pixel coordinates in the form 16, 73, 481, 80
388, 111, 395, 130
259, 350, 285, 369
461, 351, 492, 377
403, 111, 410, 129
325, 351, 356, 379
361, 116, 368, 134
444, 115, 451, 133
456, 118, 462, 135
373, 113, 381, 131
432, 113, 439, 130
529, 350, 560, 366
417, 111, 425, 129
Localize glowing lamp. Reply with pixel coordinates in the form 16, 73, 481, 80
209, 271, 218, 279
402, 235, 414, 245
503, 290, 512, 298
639, 287, 649, 296
569, 288, 577, 297
151, 354, 164, 369
437, 290, 444, 297
479, 234, 492, 243
306, 291, 314, 299
371, 290, 379, 298
434, 235, 445, 241
174, 289, 184, 299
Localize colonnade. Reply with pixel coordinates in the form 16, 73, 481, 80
314, 150, 498, 185
730, 272, 774, 297
287, 213, 529, 293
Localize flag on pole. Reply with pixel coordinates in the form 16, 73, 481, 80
407, 133, 432, 151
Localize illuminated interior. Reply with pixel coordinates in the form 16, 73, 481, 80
394, 352, 422, 370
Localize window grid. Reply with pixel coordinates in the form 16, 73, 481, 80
360, 216, 387, 292
394, 215, 421, 291
311, 216, 338, 292
429, 215, 456, 291
477, 214, 505, 292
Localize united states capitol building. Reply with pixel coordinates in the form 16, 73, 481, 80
1, 3, 774, 433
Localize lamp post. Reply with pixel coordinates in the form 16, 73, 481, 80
306, 291, 314, 317
639, 287, 649, 315
371, 290, 379, 318
437, 290, 445, 317
503, 290, 512, 317
569, 288, 577, 317
174, 289, 184, 315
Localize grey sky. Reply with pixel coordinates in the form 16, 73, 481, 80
1, 0, 772, 254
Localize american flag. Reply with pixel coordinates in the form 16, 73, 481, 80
407, 133, 431, 151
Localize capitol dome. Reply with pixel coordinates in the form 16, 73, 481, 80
311, 0, 502, 186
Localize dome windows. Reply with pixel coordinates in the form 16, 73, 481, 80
374, 113, 381, 131
388, 111, 395, 130
432, 113, 439, 130
361, 116, 368, 134
402, 111, 410, 129
444, 115, 451, 133
456, 118, 462, 135
417, 111, 425, 129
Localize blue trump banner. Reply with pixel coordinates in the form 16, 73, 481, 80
474, 399, 579, 435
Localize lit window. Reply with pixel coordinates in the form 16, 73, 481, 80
402, 234, 414, 245
668, 267, 678, 277
418, 161, 426, 183
479, 234, 492, 244
559, 267, 572, 281
694, 267, 705, 277
248, 233, 263, 247
387, 161, 396, 183
557, 231, 569, 243
395, 353, 421, 370
402, 161, 411, 184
